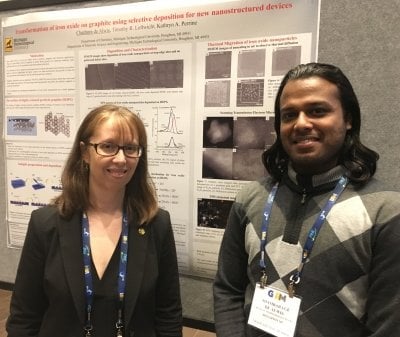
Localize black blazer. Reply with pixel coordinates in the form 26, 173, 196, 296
6, 206, 182, 337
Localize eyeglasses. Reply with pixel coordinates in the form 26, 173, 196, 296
87, 142, 143, 158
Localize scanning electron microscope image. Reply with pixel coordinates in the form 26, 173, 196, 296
205, 51, 232, 79
236, 79, 264, 107
237, 49, 266, 78
85, 59, 184, 90
271, 45, 301, 76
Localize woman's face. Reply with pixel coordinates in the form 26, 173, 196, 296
82, 118, 140, 194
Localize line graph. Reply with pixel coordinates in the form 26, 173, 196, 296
158, 107, 183, 135
154, 106, 185, 149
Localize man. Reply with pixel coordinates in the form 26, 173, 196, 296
213, 63, 400, 336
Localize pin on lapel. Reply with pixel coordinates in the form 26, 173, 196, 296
138, 227, 145, 235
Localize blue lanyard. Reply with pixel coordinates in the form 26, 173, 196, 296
259, 176, 348, 293
259, 182, 279, 286
82, 213, 129, 337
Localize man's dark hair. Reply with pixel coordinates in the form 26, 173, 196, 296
262, 62, 379, 183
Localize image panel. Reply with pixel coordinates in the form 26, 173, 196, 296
150, 59, 184, 88
204, 80, 230, 107
271, 46, 302, 76
202, 148, 233, 180
233, 117, 268, 150
233, 149, 267, 181
85, 63, 115, 90
45, 112, 71, 137
233, 116, 276, 149
198, 198, 233, 229
236, 79, 264, 107
115, 61, 150, 89
203, 117, 234, 148
205, 51, 232, 79
237, 49, 266, 78
7, 116, 37, 136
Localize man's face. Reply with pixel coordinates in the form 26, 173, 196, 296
279, 77, 352, 175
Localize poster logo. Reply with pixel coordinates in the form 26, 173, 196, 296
4, 37, 13, 52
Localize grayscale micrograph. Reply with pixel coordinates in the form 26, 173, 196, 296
150, 59, 184, 88
197, 198, 233, 229
202, 148, 233, 180
237, 49, 266, 78
236, 79, 264, 107
205, 51, 232, 79
85, 59, 183, 90
202, 116, 275, 181
233, 117, 275, 150
271, 46, 301, 76
203, 117, 234, 148
115, 62, 150, 89
85, 63, 116, 90
233, 149, 267, 181
204, 80, 230, 107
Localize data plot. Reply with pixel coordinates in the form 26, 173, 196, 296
155, 107, 184, 150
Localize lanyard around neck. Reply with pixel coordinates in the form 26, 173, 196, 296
82, 213, 129, 337
259, 176, 348, 293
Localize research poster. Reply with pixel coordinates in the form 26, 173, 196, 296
2, 0, 320, 278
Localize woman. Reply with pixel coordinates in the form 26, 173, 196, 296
6, 104, 182, 337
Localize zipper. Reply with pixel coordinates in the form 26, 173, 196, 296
301, 189, 307, 204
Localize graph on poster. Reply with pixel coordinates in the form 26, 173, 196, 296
154, 106, 184, 150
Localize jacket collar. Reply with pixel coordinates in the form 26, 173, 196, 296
123, 221, 149, 325
58, 212, 86, 325
283, 164, 347, 195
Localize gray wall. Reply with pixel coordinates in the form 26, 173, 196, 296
1, 0, 400, 325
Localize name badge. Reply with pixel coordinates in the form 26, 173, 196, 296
248, 283, 301, 337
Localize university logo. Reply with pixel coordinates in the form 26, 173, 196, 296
4, 37, 13, 52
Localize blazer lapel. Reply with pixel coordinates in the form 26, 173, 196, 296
58, 212, 86, 325
124, 221, 149, 325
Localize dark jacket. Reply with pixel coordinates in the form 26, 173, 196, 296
7, 206, 182, 337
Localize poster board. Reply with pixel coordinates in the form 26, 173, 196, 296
1, 0, 320, 279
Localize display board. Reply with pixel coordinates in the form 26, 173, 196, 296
1, 0, 399, 327
1, 0, 320, 279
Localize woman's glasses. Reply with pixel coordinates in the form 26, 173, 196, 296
87, 142, 143, 158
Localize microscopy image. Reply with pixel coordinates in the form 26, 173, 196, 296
198, 198, 233, 229
205, 51, 232, 79
85, 63, 115, 90
233, 117, 276, 149
233, 148, 267, 181
271, 45, 301, 76
204, 80, 230, 107
85, 59, 183, 90
202, 148, 233, 180
237, 49, 266, 78
236, 79, 264, 106
234, 117, 268, 150
201, 117, 275, 181
115, 62, 150, 89
150, 59, 184, 88
203, 117, 234, 148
